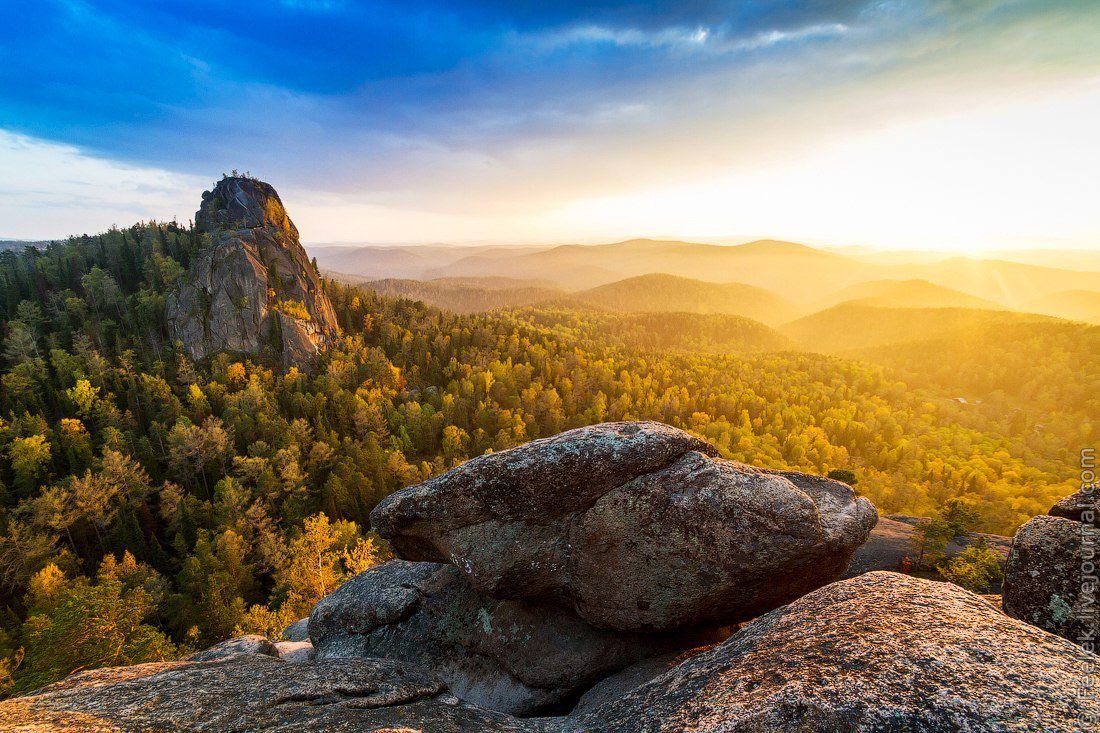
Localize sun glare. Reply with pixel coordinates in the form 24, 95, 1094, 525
550, 80, 1100, 252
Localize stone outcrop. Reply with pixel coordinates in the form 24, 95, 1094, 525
282, 617, 310, 642
1050, 486, 1098, 525
11, 420, 1093, 731
165, 176, 338, 370
308, 559, 718, 715
575, 572, 1098, 732
187, 634, 279, 662
372, 421, 877, 631
0, 654, 552, 732
1003, 514, 1098, 646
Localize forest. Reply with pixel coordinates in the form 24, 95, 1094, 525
0, 222, 1093, 694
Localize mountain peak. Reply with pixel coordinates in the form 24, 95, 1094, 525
196, 175, 297, 236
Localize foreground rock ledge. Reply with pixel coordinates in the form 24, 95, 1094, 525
372, 421, 877, 631
575, 571, 1098, 732
0, 655, 553, 733
2, 573, 1093, 732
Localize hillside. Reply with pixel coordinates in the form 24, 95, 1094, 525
399, 238, 1100, 306
819, 279, 1006, 311
511, 309, 792, 354
1024, 289, 1100, 323
856, 320, 1100, 425
781, 305, 1057, 353
900, 258, 1100, 307
355, 277, 564, 313
310, 243, 550, 280
568, 274, 800, 325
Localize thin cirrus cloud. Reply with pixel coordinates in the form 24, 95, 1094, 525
0, 0, 1098, 249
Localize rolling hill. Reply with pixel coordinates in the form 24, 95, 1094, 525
310, 243, 550, 280
312, 239, 1100, 315
355, 277, 565, 313
818, 279, 1006, 311
781, 305, 1058, 353
856, 320, 1100, 427
1024, 290, 1100, 324
568, 273, 800, 325
511, 309, 792, 354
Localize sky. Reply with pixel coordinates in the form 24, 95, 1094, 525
2, 0, 1099, 251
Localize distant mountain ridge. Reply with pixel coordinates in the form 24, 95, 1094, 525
1025, 290, 1100, 324
314, 237, 1100, 306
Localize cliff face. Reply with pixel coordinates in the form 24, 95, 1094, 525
165, 177, 338, 369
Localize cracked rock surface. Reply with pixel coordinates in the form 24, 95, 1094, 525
372, 421, 877, 631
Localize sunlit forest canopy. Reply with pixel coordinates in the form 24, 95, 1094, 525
0, 221, 1096, 692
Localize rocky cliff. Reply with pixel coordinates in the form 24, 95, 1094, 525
165, 176, 338, 369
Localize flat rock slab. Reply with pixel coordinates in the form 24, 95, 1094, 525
309, 560, 716, 715
576, 572, 1098, 732
372, 421, 877, 631
274, 640, 314, 663
0, 654, 555, 732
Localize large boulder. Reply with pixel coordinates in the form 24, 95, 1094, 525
187, 634, 279, 662
309, 560, 717, 715
576, 572, 1098, 732
1003, 515, 1098, 646
1050, 487, 1098, 526
0, 654, 553, 732
371, 421, 877, 631
281, 617, 310, 642
165, 176, 338, 370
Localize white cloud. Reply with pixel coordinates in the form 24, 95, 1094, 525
524, 24, 713, 51
522, 21, 847, 54
718, 23, 849, 52
0, 131, 205, 239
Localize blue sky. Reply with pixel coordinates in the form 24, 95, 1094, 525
2, 0, 1099, 250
